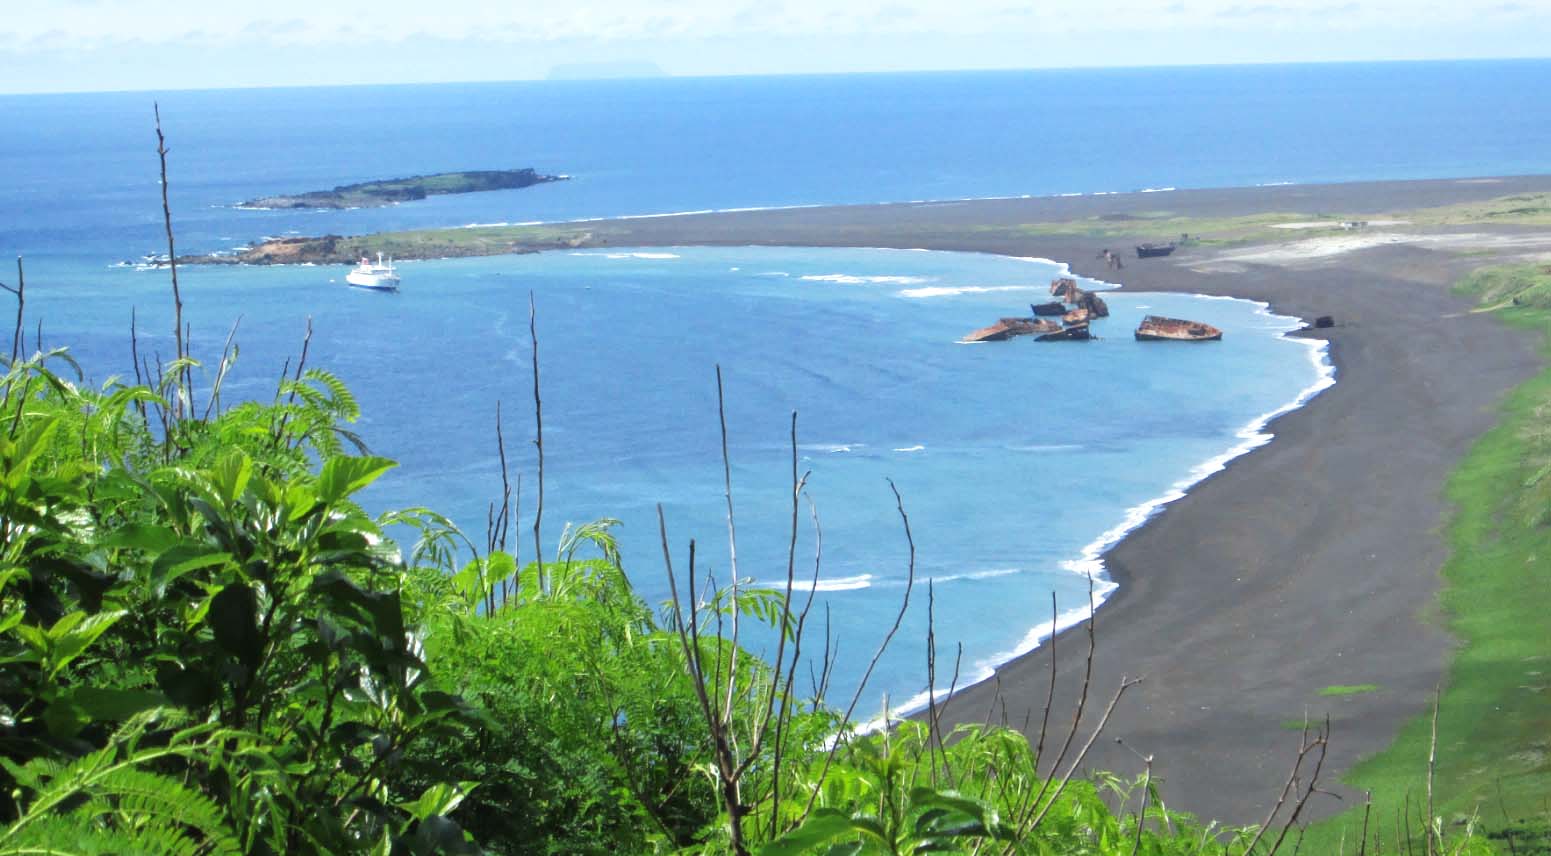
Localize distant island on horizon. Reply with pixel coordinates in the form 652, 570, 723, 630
236, 168, 567, 210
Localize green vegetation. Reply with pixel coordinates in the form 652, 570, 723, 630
1316, 684, 1381, 697
1298, 264, 1551, 854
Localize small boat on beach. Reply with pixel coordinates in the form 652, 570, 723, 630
1135, 243, 1177, 258
345, 252, 401, 291
1135, 315, 1222, 341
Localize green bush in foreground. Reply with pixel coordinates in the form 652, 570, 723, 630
0, 333, 1497, 855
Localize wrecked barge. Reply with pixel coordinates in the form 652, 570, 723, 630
1038, 322, 1091, 342
1135, 315, 1223, 342
963, 317, 1062, 343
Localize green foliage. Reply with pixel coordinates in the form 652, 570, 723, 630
1315, 684, 1380, 697
0, 351, 480, 853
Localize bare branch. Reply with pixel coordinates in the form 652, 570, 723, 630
530, 292, 546, 594
799, 477, 917, 823
153, 104, 187, 417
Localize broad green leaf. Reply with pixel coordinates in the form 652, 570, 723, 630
209, 584, 262, 673
209, 449, 252, 507
400, 781, 479, 822
64, 686, 169, 722
46, 610, 125, 679
316, 455, 397, 505
762, 809, 860, 856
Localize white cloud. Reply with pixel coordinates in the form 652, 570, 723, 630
3, 0, 1546, 52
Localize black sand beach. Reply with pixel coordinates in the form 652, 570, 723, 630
534, 176, 1551, 824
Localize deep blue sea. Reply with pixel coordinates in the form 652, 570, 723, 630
3, 61, 1546, 714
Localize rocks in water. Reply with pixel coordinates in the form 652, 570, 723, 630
1314, 315, 1335, 328
963, 317, 1062, 343
1063, 307, 1090, 326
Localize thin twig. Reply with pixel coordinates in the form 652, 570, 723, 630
529, 292, 546, 594
153, 104, 187, 417
1425, 688, 1440, 856
798, 478, 918, 824
1, 256, 24, 366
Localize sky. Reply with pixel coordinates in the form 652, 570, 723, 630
2, 0, 1550, 94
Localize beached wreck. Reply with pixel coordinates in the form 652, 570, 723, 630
1136, 242, 1177, 258
1062, 308, 1090, 326
963, 317, 1061, 343
1031, 301, 1067, 317
1038, 322, 1091, 342
1135, 315, 1223, 341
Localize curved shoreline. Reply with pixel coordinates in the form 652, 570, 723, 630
887, 287, 1336, 726
464, 175, 1550, 826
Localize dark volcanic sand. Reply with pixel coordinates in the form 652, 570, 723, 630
555, 175, 1551, 825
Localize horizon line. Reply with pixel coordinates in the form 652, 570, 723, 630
3, 54, 1549, 98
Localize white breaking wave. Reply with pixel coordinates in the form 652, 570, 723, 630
897, 285, 1041, 299
927, 567, 1021, 584
773, 574, 875, 592
800, 274, 930, 285
799, 443, 862, 454
892, 444, 925, 453
570, 251, 681, 260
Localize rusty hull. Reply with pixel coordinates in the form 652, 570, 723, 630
1037, 321, 1092, 342
964, 317, 1062, 343
1134, 315, 1223, 341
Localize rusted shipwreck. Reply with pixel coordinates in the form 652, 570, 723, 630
1038, 322, 1090, 341
1050, 278, 1109, 317
964, 277, 1112, 343
1134, 315, 1223, 342
963, 317, 1062, 343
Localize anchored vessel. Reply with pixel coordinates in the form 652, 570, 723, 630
345, 253, 401, 291
1135, 315, 1223, 341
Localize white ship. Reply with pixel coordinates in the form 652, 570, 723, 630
345, 253, 400, 291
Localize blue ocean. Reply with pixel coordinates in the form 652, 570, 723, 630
3, 61, 1546, 713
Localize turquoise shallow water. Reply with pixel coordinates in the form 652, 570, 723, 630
26, 246, 1328, 713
